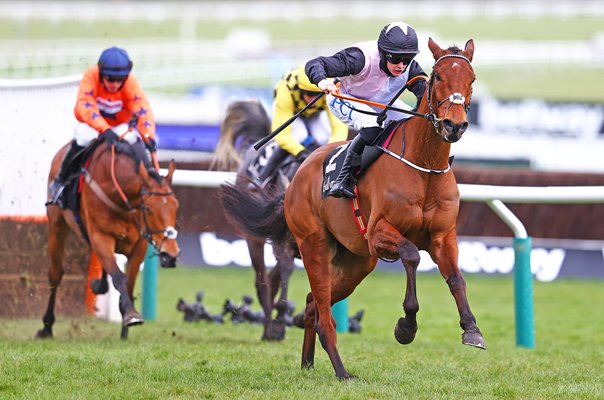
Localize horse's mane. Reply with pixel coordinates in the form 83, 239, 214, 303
102, 140, 162, 183
211, 100, 270, 171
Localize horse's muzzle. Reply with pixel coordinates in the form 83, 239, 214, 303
441, 119, 468, 143
159, 252, 178, 268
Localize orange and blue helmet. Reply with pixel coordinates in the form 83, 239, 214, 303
98, 46, 133, 78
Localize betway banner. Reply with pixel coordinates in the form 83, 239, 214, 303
177, 232, 604, 282
469, 98, 604, 138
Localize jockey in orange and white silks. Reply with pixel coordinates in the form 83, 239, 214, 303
305, 21, 428, 198
256, 65, 348, 185
49, 46, 157, 206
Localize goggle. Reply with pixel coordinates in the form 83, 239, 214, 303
385, 53, 415, 65
103, 75, 127, 83
300, 89, 322, 98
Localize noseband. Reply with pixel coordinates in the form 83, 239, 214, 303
139, 188, 178, 256
426, 53, 473, 129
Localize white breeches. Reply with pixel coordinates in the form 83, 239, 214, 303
290, 111, 332, 147
326, 94, 412, 131
73, 123, 141, 147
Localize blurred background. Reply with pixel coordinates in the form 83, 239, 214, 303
0, 1, 603, 297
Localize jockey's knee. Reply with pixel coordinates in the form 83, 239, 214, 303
73, 123, 98, 147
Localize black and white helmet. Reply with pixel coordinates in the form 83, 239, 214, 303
378, 22, 419, 56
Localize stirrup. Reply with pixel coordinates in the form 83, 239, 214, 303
328, 179, 356, 199
47, 179, 66, 206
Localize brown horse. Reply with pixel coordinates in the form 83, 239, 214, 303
37, 138, 180, 339
213, 100, 303, 341
220, 38, 484, 379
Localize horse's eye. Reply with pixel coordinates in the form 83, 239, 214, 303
434, 73, 441, 81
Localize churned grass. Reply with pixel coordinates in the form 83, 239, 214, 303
1, 267, 603, 399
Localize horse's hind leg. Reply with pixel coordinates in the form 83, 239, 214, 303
394, 239, 421, 345
36, 209, 68, 339
431, 234, 486, 349
301, 292, 317, 369
300, 231, 352, 380
266, 245, 295, 341
247, 239, 274, 341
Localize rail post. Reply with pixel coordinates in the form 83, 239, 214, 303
142, 244, 158, 320
513, 236, 535, 348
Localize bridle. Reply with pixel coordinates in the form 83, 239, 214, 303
426, 53, 473, 130
138, 188, 178, 256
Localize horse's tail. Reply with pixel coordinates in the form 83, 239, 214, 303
211, 100, 270, 172
219, 180, 291, 248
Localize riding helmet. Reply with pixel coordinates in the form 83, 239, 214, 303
98, 46, 133, 77
378, 22, 420, 55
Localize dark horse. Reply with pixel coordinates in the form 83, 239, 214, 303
220, 38, 484, 379
213, 100, 306, 341
37, 138, 180, 339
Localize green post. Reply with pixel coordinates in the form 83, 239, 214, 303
142, 244, 158, 321
331, 298, 349, 333
513, 237, 535, 349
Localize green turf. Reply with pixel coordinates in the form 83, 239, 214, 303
1, 266, 603, 399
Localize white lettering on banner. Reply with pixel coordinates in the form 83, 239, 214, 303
416, 242, 565, 282
477, 98, 604, 137
198, 234, 565, 281
199, 232, 304, 268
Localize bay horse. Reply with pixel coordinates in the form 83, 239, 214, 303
213, 100, 305, 341
37, 138, 180, 339
220, 38, 484, 379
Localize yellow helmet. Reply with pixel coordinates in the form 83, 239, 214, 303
294, 66, 321, 94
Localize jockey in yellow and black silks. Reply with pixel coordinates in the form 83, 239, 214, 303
256, 65, 348, 185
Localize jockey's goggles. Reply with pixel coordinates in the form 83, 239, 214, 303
103, 75, 127, 83
385, 53, 415, 65
300, 89, 322, 98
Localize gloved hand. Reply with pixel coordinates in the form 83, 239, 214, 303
103, 129, 119, 145
145, 138, 157, 153
317, 79, 339, 95
296, 149, 312, 162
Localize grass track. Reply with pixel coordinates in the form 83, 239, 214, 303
1, 267, 603, 399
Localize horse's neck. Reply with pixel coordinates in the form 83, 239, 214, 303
91, 146, 144, 203
393, 96, 451, 171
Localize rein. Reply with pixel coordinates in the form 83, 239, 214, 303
84, 142, 177, 255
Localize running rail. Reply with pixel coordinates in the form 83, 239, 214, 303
159, 168, 604, 349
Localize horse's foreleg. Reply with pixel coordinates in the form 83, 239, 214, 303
119, 242, 146, 339
92, 239, 143, 330
301, 292, 316, 369
248, 239, 273, 341
36, 210, 68, 339
301, 232, 352, 380
394, 239, 421, 345
432, 234, 486, 349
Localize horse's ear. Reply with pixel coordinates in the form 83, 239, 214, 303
428, 37, 445, 59
138, 162, 153, 188
165, 159, 176, 185
463, 39, 475, 62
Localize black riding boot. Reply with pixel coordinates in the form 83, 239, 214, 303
328, 126, 382, 198
256, 146, 289, 186
328, 135, 367, 198
48, 140, 84, 204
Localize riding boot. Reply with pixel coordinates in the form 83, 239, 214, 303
48, 140, 84, 205
328, 126, 382, 198
256, 146, 289, 186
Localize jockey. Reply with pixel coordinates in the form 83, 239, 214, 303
306, 21, 428, 198
48, 46, 157, 204
255, 65, 349, 185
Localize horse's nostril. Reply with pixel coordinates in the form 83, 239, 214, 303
159, 252, 177, 268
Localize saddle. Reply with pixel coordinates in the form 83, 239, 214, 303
321, 119, 405, 198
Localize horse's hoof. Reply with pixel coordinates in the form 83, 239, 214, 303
462, 330, 486, 350
35, 329, 53, 339
91, 278, 109, 295
262, 320, 286, 341
337, 372, 356, 381
123, 311, 144, 327
394, 317, 417, 345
